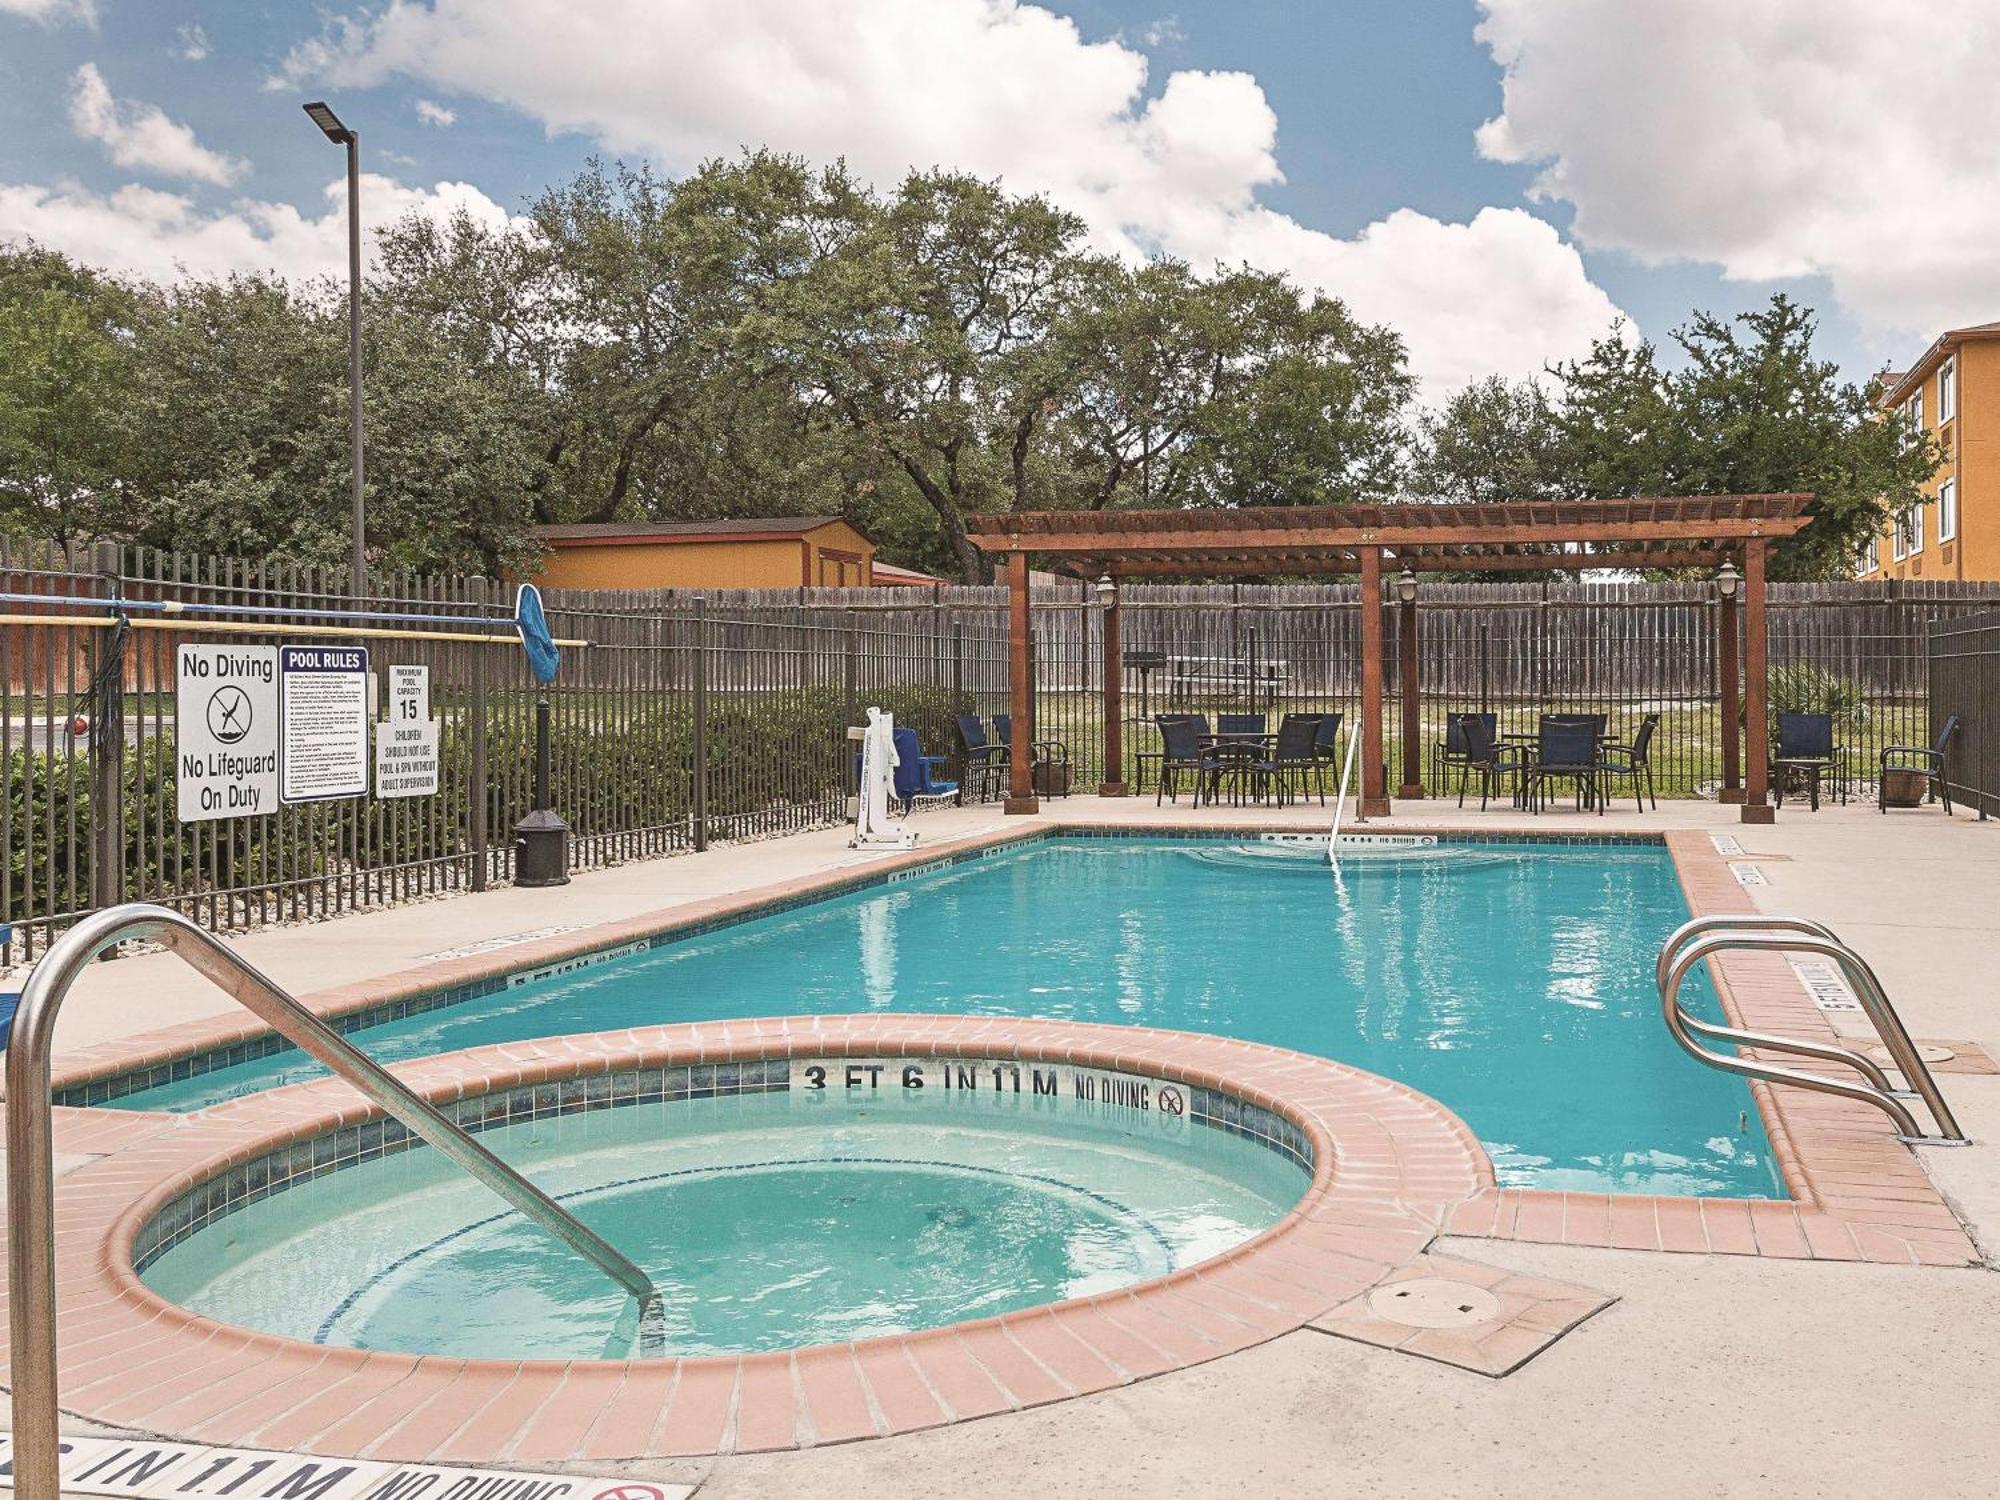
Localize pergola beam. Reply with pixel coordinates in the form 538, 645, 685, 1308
971, 496, 1810, 827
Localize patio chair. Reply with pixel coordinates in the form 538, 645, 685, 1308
1253, 714, 1326, 805
1772, 712, 1848, 811
1454, 713, 1525, 810
993, 714, 1072, 798
954, 714, 1008, 803
1432, 712, 1496, 790
1156, 714, 1219, 805
1217, 713, 1268, 739
1312, 712, 1345, 797
891, 726, 958, 812
1879, 714, 1960, 814
1598, 712, 1660, 812
1523, 716, 1604, 814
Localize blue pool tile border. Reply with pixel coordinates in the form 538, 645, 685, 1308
129, 1054, 1313, 1276
72, 826, 1665, 1110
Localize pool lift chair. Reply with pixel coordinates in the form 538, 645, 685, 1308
851, 706, 921, 849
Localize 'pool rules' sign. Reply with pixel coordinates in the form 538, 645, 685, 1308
279, 645, 370, 804
375, 663, 441, 798
174, 645, 278, 822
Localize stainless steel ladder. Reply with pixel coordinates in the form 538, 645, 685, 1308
5, 903, 661, 1500
1656, 913, 1966, 1145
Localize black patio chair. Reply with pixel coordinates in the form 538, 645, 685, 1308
993, 714, 1071, 799
1772, 712, 1847, 811
1454, 713, 1525, 810
1879, 714, 1960, 814
1253, 714, 1326, 805
1432, 712, 1496, 790
1523, 716, 1605, 813
1217, 713, 1268, 739
954, 714, 1008, 803
1156, 715, 1220, 805
1599, 712, 1660, 812
1312, 712, 1345, 795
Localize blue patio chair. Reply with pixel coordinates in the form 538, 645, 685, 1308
1253, 714, 1326, 805
1156, 714, 1219, 805
1773, 712, 1847, 810
1454, 713, 1525, 810
892, 726, 957, 812
1432, 711, 1496, 790
1217, 713, 1267, 739
1523, 716, 1604, 813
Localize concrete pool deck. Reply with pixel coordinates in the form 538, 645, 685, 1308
6, 794, 1999, 1497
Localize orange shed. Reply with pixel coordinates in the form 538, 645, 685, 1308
532, 516, 876, 590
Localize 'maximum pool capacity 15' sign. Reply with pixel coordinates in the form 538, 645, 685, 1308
174, 645, 279, 823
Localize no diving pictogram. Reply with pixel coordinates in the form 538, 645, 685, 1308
208, 683, 253, 743
594, 1486, 671, 1500
1158, 1084, 1186, 1116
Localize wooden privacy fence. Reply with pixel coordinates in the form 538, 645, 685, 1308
3, 536, 1993, 960
1928, 608, 2000, 818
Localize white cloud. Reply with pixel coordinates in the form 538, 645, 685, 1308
67, 63, 244, 186
275, 0, 1622, 392
414, 99, 456, 127
175, 22, 210, 62
0, 174, 515, 284
0, 0, 96, 25
1475, 0, 2000, 340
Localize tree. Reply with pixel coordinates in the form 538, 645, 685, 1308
0, 247, 134, 543
1668, 295, 1936, 578
1408, 376, 1566, 503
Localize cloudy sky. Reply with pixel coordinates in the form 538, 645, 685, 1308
4, 0, 1995, 398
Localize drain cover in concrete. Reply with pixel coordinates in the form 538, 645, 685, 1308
1366, 1278, 1502, 1329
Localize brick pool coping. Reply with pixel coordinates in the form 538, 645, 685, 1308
14, 1016, 1490, 1463
34, 818, 1978, 1325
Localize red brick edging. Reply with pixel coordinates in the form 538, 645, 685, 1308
12, 1016, 1488, 1462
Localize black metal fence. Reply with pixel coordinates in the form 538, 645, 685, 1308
0, 544, 1009, 961
5, 541, 1993, 961
1928, 607, 2000, 818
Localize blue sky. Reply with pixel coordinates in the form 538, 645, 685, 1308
4, 0, 1980, 396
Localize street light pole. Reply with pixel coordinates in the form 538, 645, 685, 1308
304, 102, 366, 599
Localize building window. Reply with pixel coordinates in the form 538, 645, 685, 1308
1900, 505, 1923, 557
1939, 478, 1958, 543
1938, 357, 1957, 424
1905, 388, 1924, 431
1863, 534, 1879, 573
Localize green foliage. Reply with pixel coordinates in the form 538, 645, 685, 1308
1411, 295, 1939, 580
1760, 663, 1871, 735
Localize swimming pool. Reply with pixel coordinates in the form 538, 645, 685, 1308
111, 834, 1778, 1197
139, 1077, 1308, 1359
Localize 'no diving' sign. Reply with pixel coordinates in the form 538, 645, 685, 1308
175, 646, 279, 823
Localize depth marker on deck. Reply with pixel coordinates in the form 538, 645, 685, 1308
0, 1432, 695, 1500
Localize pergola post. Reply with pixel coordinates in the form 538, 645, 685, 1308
1741, 539, 1774, 823
1005, 551, 1039, 815
1718, 583, 1743, 803
1358, 547, 1391, 816
1099, 581, 1126, 796
1397, 574, 1424, 799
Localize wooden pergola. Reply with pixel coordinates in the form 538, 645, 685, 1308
966, 496, 1814, 825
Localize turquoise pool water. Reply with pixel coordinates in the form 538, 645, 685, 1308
141, 1085, 1307, 1358
117, 836, 1779, 1197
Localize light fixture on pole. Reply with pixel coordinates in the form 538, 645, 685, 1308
304, 100, 366, 600
1396, 565, 1418, 604
1716, 559, 1741, 600
1093, 574, 1117, 608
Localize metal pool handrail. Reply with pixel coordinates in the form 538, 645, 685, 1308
1655, 915, 1966, 1145
5, 903, 659, 1500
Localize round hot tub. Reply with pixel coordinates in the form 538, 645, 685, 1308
136, 1050, 1313, 1361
